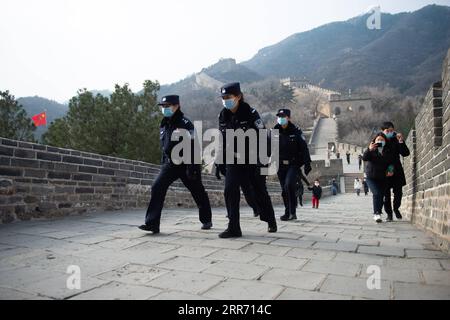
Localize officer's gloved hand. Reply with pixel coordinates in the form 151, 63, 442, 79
186, 165, 199, 180
304, 163, 312, 176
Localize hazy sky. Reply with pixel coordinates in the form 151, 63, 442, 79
1, 0, 449, 102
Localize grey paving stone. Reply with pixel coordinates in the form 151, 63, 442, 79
332, 252, 386, 266
252, 254, 308, 270
285, 248, 337, 261
201, 238, 250, 250
385, 257, 444, 270
167, 246, 219, 258
276, 288, 353, 300
405, 249, 449, 259
312, 241, 358, 252
157, 256, 217, 272
320, 275, 391, 300
21, 274, 108, 299
203, 279, 283, 300
260, 269, 326, 290
203, 261, 268, 280
241, 243, 291, 256
422, 270, 450, 286
393, 282, 450, 300
206, 249, 260, 263
70, 281, 162, 300
302, 260, 361, 277
0, 286, 52, 300
147, 270, 224, 294
358, 245, 405, 257
271, 239, 315, 249
95, 263, 169, 285
150, 290, 210, 300
359, 266, 422, 283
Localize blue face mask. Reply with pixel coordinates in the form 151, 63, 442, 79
277, 117, 288, 126
385, 132, 395, 139
222, 98, 236, 110
162, 107, 174, 117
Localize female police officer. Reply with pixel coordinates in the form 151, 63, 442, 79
138, 95, 212, 234
273, 108, 312, 221
216, 82, 277, 238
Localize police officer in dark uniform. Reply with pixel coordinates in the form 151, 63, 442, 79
273, 108, 312, 221
217, 82, 277, 238
139, 95, 212, 233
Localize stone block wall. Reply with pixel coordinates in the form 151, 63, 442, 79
400, 48, 450, 252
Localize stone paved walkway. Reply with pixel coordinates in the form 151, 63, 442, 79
0, 194, 449, 300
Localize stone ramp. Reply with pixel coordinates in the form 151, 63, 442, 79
0, 194, 449, 300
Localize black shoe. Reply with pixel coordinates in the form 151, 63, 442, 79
280, 214, 290, 221
201, 222, 213, 230
138, 224, 160, 234
386, 214, 393, 222
218, 229, 242, 238
289, 215, 297, 221
394, 210, 403, 220
268, 223, 277, 233
254, 212, 260, 218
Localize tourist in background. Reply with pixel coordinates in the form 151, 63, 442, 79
363, 133, 395, 223
363, 177, 369, 196
380, 121, 410, 221
354, 178, 362, 196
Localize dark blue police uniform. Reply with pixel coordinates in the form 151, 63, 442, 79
139, 95, 212, 233
217, 82, 277, 238
273, 108, 312, 221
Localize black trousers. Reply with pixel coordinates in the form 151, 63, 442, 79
145, 164, 212, 227
277, 164, 300, 217
384, 178, 403, 214
241, 183, 262, 216
224, 164, 276, 232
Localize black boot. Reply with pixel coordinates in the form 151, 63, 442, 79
201, 222, 213, 230
138, 224, 160, 234
218, 229, 242, 238
394, 210, 403, 220
386, 214, 393, 222
268, 221, 277, 233
280, 214, 290, 221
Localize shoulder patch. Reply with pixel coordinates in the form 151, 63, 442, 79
254, 118, 265, 129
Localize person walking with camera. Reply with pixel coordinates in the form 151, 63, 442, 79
362, 132, 395, 223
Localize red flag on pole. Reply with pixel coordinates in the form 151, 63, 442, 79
32, 112, 47, 127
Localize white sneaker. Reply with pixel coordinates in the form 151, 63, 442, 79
373, 214, 382, 223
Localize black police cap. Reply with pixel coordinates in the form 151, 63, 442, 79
276, 108, 291, 117
158, 95, 180, 106
220, 82, 241, 97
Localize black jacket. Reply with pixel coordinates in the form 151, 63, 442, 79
308, 185, 322, 199
385, 137, 410, 186
159, 109, 198, 170
218, 100, 266, 165
273, 122, 311, 167
362, 147, 395, 180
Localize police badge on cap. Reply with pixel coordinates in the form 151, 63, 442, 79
158, 95, 180, 105
220, 82, 241, 97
